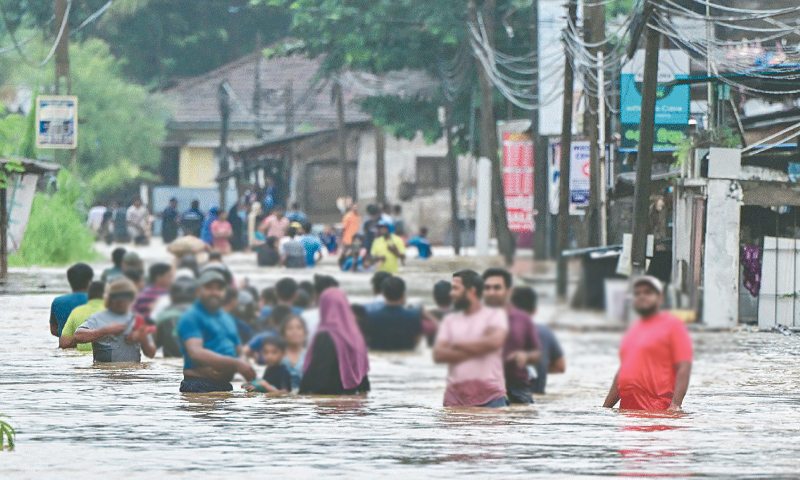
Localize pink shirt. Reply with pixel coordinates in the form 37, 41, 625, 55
260, 215, 290, 238
438, 306, 509, 406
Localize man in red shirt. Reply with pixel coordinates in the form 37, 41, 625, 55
603, 276, 693, 412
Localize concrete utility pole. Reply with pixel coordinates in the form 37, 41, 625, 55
556, 0, 578, 302
586, 0, 605, 247
472, 0, 516, 265
531, 0, 548, 261
334, 78, 349, 199
253, 33, 263, 140
218, 83, 230, 211
445, 103, 461, 255
630, 3, 661, 277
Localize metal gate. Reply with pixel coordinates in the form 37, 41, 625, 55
758, 236, 800, 328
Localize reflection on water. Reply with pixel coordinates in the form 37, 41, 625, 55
3, 294, 800, 478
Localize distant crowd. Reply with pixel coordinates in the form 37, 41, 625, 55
51, 248, 567, 405
87, 195, 432, 274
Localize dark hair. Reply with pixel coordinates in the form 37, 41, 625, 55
453, 270, 484, 299
419, 227, 428, 237
209, 251, 223, 262
287, 226, 298, 238
298, 280, 314, 297
269, 305, 294, 329
393, 204, 402, 214
260, 335, 286, 352
351, 304, 369, 338
433, 280, 452, 307
275, 278, 298, 302
87, 281, 106, 300
291, 202, 300, 210
123, 268, 143, 285
149, 263, 172, 283
67, 263, 94, 292
266, 236, 278, 248
366, 204, 379, 216
224, 286, 239, 305
382, 276, 406, 302
313, 274, 339, 296
111, 248, 127, 268
482, 268, 513, 288
371, 271, 393, 294
279, 315, 308, 340
294, 289, 311, 309
511, 286, 538, 313
191, 200, 200, 209
261, 287, 277, 305
177, 255, 198, 277
302, 222, 313, 234
170, 278, 198, 304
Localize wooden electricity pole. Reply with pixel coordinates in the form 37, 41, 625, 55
218, 83, 230, 211
586, 0, 605, 247
334, 78, 349, 199
375, 125, 386, 205
556, 0, 578, 302
531, 0, 548, 260
445, 103, 461, 255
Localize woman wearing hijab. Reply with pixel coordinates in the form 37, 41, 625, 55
200, 206, 218, 245
228, 202, 246, 251
299, 288, 370, 395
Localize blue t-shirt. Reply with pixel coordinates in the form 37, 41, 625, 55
408, 236, 432, 259
286, 211, 307, 225
531, 324, 564, 394
299, 234, 324, 267
177, 301, 241, 370
320, 233, 337, 253
365, 305, 422, 351
50, 292, 88, 336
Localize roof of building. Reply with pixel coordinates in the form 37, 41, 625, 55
0, 157, 60, 174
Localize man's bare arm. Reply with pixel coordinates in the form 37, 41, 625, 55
668, 361, 692, 411
59, 335, 77, 349
451, 327, 507, 356
549, 356, 566, 374
603, 371, 620, 408
184, 338, 256, 381
432, 340, 471, 364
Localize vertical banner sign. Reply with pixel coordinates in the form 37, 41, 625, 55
548, 140, 591, 215
502, 132, 534, 232
36, 95, 78, 149
6, 174, 39, 254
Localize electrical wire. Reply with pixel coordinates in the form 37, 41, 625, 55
0, 0, 71, 67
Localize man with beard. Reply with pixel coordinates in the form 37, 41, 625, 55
603, 276, 693, 411
177, 270, 256, 393
433, 270, 509, 407
482, 268, 541, 405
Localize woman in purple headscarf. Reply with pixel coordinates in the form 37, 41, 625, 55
299, 288, 370, 395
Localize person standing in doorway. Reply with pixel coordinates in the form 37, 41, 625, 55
181, 200, 204, 238
603, 276, 693, 411
433, 270, 509, 407
50, 263, 93, 339
482, 268, 541, 405
370, 221, 406, 274
161, 198, 180, 244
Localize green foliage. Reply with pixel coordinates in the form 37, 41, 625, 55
0, 416, 15, 451
361, 96, 442, 142
0, 110, 26, 157
89, 160, 160, 202
10, 170, 98, 267
19, 94, 37, 160
672, 127, 742, 167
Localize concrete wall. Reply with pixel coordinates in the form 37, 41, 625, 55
179, 147, 217, 188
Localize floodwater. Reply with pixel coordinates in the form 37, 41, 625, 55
3, 245, 800, 478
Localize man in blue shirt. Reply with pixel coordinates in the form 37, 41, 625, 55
408, 227, 432, 259
366, 276, 427, 351
299, 222, 325, 268
285, 202, 307, 225
50, 263, 94, 338
177, 270, 256, 393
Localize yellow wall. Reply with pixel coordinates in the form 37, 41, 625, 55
179, 147, 216, 188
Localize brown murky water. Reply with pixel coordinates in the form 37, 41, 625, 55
3, 290, 800, 478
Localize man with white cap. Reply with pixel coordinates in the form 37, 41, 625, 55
177, 269, 256, 393
603, 276, 693, 412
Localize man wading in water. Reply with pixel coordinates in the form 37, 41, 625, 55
603, 276, 693, 412
177, 270, 256, 393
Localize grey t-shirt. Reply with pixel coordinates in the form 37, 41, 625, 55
531, 324, 563, 394
78, 310, 141, 363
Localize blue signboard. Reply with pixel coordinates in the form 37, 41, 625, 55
620, 50, 690, 126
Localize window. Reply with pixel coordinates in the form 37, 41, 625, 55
416, 156, 449, 189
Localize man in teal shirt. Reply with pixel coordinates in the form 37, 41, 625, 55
49, 263, 94, 338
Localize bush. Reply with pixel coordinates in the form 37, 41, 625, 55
9, 170, 99, 267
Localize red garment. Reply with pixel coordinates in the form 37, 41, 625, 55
618, 312, 693, 411
501, 307, 540, 384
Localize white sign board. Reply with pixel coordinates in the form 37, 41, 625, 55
548, 140, 591, 215
6, 174, 39, 254
36, 95, 78, 149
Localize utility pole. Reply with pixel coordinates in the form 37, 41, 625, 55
54, 0, 71, 169
445, 103, 461, 255
284, 80, 295, 206
556, 0, 578, 302
218, 83, 231, 211
375, 125, 386, 205
630, 3, 661, 277
334, 78, 349, 200
253, 32, 263, 140
586, 0, 605, 247
531, 0, 548, 260
471, 0, 515, 265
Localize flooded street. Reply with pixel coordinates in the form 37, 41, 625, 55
3, 249, 800, 478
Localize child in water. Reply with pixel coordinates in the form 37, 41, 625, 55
243, 336, 292, 393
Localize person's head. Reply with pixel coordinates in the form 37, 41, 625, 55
234, 290, 257, 322
197, 270, 228, 312
67, 263, 94, 292
351, 234, 364, 249
110, 200, 119, 209
269, 305, 294, 330
350, 203, 359, 214
298, 280, 314, 298
419, 227, 428, 238
294, 289, 311, 310
133, 197, 142, 208
273, 207, 284, 218
170, 277, 198, 305
87, 281, 106, 301
361, 255, 374, 270
275, 278, 298, 305
433, 280, 452, 309
371, 271, 392, 296
393, 204, 402, 215
260, 287, 277, 308
366, 204, 380, 220
302, 222, 313, 234
149, 263, 173, 289
217, 210, 228, 222
177, 254, 198, 277
105, 278, 138, 314
632, 276, 664, 318
482, 268, 513, 308
122, 251, 143, 272
511, 286, 538, 315
223, 286, 239, 313
208, 251, 223, 263
191, 199, 200, 210
111, 248, 127, 268
199, 262, 232, 285
313, 274, 339, 302
382, 202, 391, 214
280, 315, 308, 348
377, 221, 391, 238
451, 270, 484, 311
382, 276, 406, 305
287, 226, 298, 238
123, 269, 146, 292
169, 198, 178, 208
260, 336, 286, 367
291, 202, 300, 211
